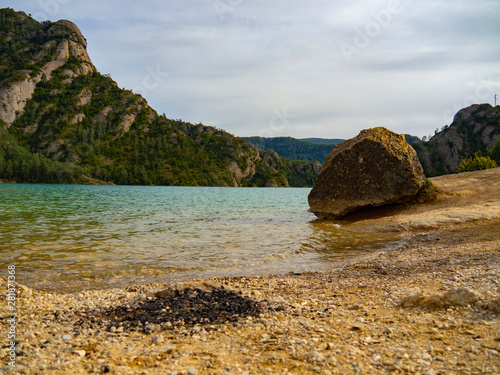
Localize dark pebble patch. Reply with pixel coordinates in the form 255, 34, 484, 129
93, 287, 266, 333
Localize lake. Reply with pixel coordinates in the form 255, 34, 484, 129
0, 184, 401, 291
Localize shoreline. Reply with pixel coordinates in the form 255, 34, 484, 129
1, 168, 499, 374
2, 218, 499, 374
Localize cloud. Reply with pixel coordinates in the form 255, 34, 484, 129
9, 0, 500, 139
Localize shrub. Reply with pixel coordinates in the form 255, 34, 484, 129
458, 152, 498, 173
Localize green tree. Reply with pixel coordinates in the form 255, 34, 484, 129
489, 141, 500, 165
458, 152, 498, 173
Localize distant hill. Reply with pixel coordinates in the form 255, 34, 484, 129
412, 104, 500, 176
0, 8, 319, 187
300, 138, 344, 146
242, 136, 344, 163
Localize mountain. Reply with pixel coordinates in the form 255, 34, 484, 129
412, 104, 500, 176
0, 9, 321, 187
300, 138, 344, 146
243, 136, 343, 163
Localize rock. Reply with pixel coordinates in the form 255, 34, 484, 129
308, 127, 426, 219
153, 334, 165, 344
347, 304, 361, 311
418, 104, 500, 175
399, 287, 480, 310
304, 350, 326, 363
486, 297, 500, 313
72, 350, 86, 357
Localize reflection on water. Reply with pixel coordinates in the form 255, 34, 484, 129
0, 184, 401, 291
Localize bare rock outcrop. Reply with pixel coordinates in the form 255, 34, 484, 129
0, 19, 96, 127
308, 127, 426, 219
416, 104, 500, 175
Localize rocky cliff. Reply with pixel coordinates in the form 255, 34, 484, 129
413, 104, 500, 176
0, 8, 319, 186
0, 12, 95, 126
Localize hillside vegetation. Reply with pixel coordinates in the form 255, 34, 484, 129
243, 136, 343, 163
0, 8, 319, 187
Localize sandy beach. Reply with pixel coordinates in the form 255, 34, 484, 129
2, 168, 500, 374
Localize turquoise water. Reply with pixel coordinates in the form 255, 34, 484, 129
0, 184, 400, 291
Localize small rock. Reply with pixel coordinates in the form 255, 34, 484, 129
72, 350, 86, 357
305, 350, 326, 363
61, 334, 72, 342
399, 287, 480, 310
187, 368, 197, 375
383, 327, 394, 334
347, 304, 361, 310
350, 323, 363, 331
162, 345, 176, 354
153, 334, 164, 344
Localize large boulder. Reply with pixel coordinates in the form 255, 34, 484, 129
308, 127, 426, 219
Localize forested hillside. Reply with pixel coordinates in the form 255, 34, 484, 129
0, 8, 321, 187
243, 136, 343, 163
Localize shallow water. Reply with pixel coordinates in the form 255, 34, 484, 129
0, 184, 401, 291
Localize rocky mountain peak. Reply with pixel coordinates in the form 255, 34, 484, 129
53, 19, 88, 47
413, 104, 500, 176
0, 9, 96, 127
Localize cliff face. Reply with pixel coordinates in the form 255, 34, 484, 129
414, 104, 500, 176
0, 8, 318, 186
0, 14, 95, 126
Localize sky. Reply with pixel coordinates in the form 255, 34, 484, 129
9, 0, 500, 139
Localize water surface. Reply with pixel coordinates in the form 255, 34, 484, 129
0, 184, 400, 291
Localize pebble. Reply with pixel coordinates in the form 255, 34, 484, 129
153, 334, 164, 344
347, 304, 361, 310
72, 350, 86, 357
4, 223, 499, 375
305, 350, 326, 363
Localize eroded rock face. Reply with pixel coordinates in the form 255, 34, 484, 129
308, 127, 426, 219
416, 104, 500, 176
0, 20, 96, 127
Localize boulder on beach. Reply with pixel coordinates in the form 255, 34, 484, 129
308, 127, 426, 219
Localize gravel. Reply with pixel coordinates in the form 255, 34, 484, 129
1, 219, 499, 374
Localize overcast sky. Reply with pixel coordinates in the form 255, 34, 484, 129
10, 0, 500, 139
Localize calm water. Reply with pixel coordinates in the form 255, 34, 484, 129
0, 184, 401, 291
